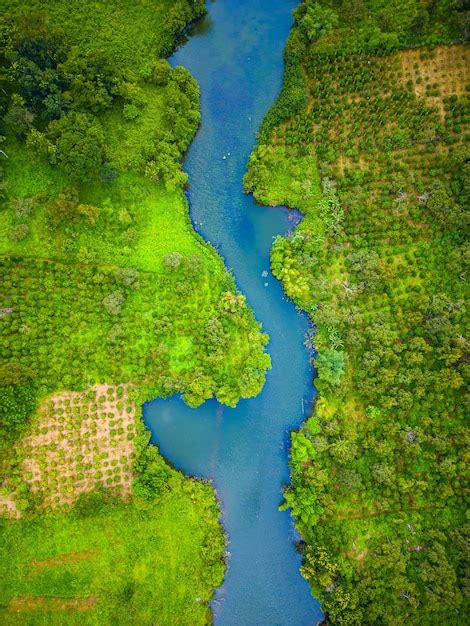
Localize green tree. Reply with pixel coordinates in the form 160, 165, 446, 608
48, 112, 105, 181
315, 348, 345, 387
295, 1, 338, 43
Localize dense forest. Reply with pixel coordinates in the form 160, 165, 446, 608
0, 1, 270, 622
246, 0, 469, 624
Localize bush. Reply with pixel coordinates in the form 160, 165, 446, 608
48, 112, 105, 181
133, 447, 171, 500
102, 290, 125, 315
0, 383, 37, 442
9, 223, 29, 241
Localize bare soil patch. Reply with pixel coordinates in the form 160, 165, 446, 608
0, 493, 21, 519
30, 548, 100, 569
8, 595, 97, 612
397, 45, 470, 119
19, 384, 137, 511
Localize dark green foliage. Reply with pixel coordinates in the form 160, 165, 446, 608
133, 446, 171, 500
73, 487, 120, 518
258, 30, 308, 141
49, 112, 105, 181
60, 49, 122, 113
151, 59, 173, 86
0, 383, 37, 443
2, 16, 201, 187
294, 1, 338, 43
314, 348, 345, 388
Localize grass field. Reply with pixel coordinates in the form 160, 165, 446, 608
0, 478, 224, 625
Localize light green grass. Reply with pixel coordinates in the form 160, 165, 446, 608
0, 480, 224, 625
2, 0, 190, 73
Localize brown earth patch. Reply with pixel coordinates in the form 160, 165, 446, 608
30, 548, 100, 569
396, 45, 470, 119
8, 595, 97, 612
20, 384, 137, 511
345, 545, 369, 562
0, 493, 21, 519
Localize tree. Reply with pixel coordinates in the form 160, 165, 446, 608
315, 348, 345, 387
0, 383, 37, 442
133, 446, 171, 500
426, 182, 454, 225
9, 223, 29, 241
163, 251, 183, 270
150, 59, 172, 86
4, 94, 35, 137
48, 112, 105, 181
60, 49, 120, 113
295, 1, 338, 43
204, 316, 227, 353
144, 139, 187, 190
102, 290, 125, 315
115, 268, 139, 290
46, 188, 99, 226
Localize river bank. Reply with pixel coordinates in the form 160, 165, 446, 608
144, 1, 324, 624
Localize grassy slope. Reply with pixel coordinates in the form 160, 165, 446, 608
1, 142, 203, 269
246, 1, 469, 624
0, 480, 223, 625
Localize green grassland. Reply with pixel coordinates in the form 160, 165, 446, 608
246, 1, 469, 624
2, 0, 201, 70
0, 0, 269, 622
0, 474, 224, 625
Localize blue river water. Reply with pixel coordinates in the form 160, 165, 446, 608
143, 1, 323, 624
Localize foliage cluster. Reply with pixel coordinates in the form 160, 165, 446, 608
247, 1, 469, 623
1, 19, 200, 189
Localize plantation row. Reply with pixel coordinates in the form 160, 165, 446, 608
1, 253, 269, 453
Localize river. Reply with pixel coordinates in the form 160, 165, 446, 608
143, 1, 323, 624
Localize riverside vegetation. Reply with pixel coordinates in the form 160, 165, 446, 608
0, 1, 271, 623
245, 0, 469, 624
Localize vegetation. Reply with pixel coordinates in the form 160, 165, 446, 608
0, 0, 270, 622
246, 1, 469, 624
0, 472, 224, 625
0, 380, 226, 622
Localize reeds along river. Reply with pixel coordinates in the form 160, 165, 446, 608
143, 1, 323, 624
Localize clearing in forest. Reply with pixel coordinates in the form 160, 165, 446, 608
0, 384, 137, 516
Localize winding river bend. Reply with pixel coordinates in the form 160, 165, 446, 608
144, 1, 323, 624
